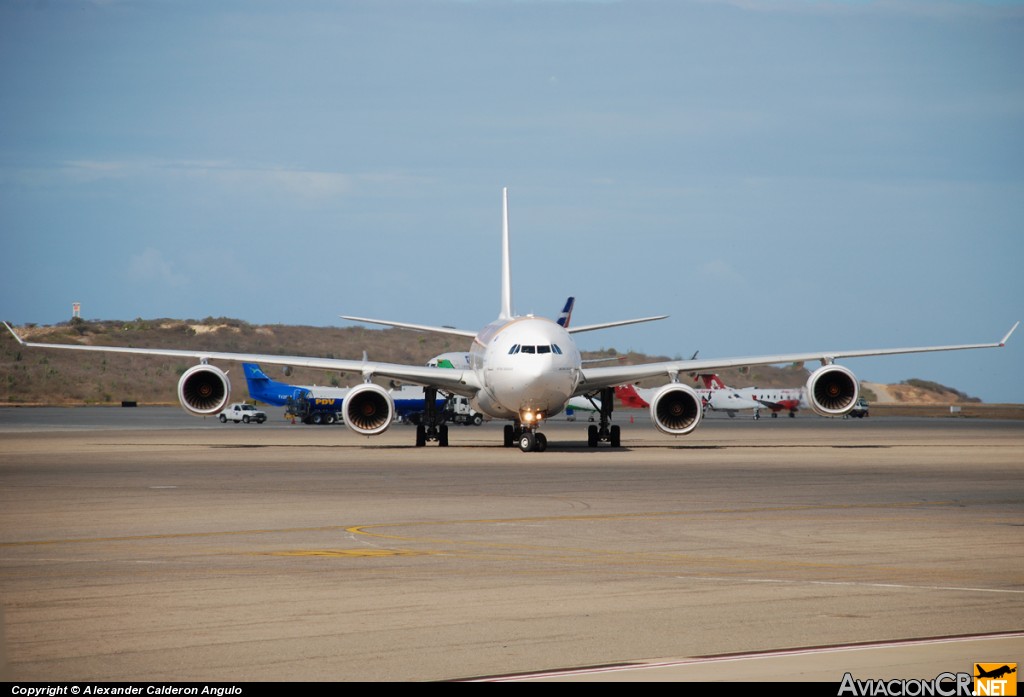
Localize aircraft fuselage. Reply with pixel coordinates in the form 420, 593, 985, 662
470, 316, 582, 422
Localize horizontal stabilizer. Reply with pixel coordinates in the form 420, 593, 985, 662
340, 315, 477, 338
567, 315, 668, 334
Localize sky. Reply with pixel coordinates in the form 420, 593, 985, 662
0, 0, 1021, 402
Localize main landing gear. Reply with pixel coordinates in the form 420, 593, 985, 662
586, 386, 621, 448
414, 387, 449, 447
504, 423, 548, 452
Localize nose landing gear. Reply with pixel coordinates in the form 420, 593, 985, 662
504, 422, 547, 451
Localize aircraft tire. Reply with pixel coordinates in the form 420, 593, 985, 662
504, 424, 515, 447
519, 432, 536, 452
587, 424, 598, 448
415, 424, 426, 447
535, 433, 547, 452
439, 425, 449, 447
610, 425, 620, 448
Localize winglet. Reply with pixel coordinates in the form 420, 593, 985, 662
3, 321, 26, 345
1000, 321, 1019, 347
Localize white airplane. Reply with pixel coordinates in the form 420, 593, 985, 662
617, 375, 805, 420
2, 188, 1019, 452
699, 374, 805, 419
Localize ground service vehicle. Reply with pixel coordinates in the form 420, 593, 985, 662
286, 394, 343, 425
846, 398, 870, 418
218, 403, 267, 424
445, 396, 485, 426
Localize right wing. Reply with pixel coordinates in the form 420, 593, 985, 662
3, 322, 481, 396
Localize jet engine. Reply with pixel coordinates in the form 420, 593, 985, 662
805, 364, 859, 417
343, 383, 395, 436
177, 364, 231, 416
650, 383, 703, 436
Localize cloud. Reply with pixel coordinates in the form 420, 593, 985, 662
698, 259, 748, 287
127, 248, 189, 288
37, 159, 385, 200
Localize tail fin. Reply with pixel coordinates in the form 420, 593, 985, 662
243, 363, 271, 385
499, 187, 513, 320
557, 297, 575, 328
699, 374, 727, 390
614, 384, 650, 409
242, 363, 293, 407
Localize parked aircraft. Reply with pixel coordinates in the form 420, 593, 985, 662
2, 189, 1018, 452
699, 374, 805, 419
616, 376, 805, 419
242, 363, 444, 425
242, 362, 348, 408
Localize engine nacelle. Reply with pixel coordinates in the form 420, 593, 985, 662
343, 383, 395, 436
805, 364, 859, 417
650, 383, 703, 436
177, 364, 231, 416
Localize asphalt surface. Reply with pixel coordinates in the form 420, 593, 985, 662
0, 408, 1021, 682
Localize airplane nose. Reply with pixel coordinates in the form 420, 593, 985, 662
516, 361, 572, 409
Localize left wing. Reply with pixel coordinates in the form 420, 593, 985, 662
2, 321, 480, 396
575, 322, 1019, 395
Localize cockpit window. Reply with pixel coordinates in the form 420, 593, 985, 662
510, 344, 563, 355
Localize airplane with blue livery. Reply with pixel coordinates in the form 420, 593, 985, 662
242, 362, 444, 425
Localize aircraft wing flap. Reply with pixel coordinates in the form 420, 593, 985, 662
575, 324, 1018, 395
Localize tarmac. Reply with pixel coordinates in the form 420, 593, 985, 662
0, 408, 1021, 682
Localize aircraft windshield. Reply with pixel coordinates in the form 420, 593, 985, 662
507, 344, 563, 355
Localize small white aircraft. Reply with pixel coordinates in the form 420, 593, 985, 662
699, 374, 805, 419
617, 375, 805, 420
3, 188, 1018, 452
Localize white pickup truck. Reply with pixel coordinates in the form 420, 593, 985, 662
218, 403, 268, 424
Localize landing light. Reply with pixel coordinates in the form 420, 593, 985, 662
520, 410, 545, 424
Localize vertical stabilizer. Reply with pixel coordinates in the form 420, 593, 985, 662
557, 297, 576, 328
500, 187, 513, 320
